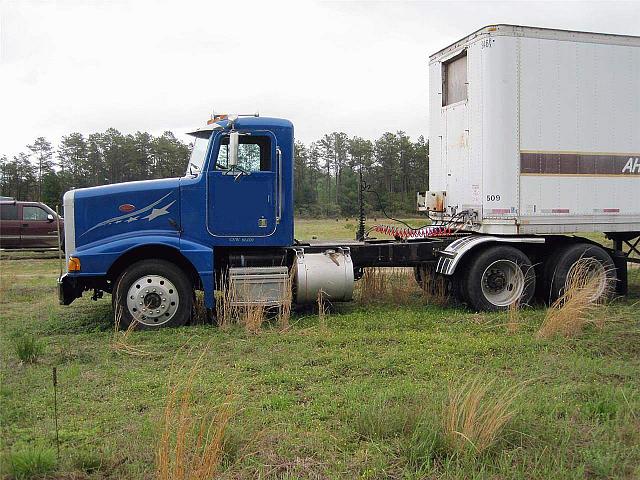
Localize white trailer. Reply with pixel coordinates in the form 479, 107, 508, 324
414, 25, 639, 311
421, 24, 640, 235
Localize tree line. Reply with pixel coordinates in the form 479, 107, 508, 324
1, 129, 428, 216
0, 130, 190, 208
294, 132, 428, 217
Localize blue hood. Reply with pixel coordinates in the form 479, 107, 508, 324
71, 178, 181, 250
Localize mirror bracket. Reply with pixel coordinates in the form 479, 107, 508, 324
228, 131, 239, 167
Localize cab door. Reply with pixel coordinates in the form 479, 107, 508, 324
206, 131, 279, 238
0, 203, 21, 248
21, 204, 58, 248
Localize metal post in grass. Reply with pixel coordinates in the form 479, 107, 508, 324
52, 367, 60, 461
357, 165, 366, 241
56, 205, 63, 276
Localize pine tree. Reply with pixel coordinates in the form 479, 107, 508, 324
58, 133, 88, 190
27, 137, 54, 201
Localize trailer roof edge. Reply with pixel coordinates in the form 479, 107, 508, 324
429, 24, 640, 62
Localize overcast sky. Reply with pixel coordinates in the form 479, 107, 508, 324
1, 0, 638, 158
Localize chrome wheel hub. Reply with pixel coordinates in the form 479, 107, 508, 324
126, 275, 179, 326
481, 260, 525, 307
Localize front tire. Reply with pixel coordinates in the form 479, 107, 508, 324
463, 245, 536, 312
113, 259, 193, 330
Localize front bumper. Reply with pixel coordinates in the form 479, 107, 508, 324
58, 273, 83, 305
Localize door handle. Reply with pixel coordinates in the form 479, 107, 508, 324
276, 146, 282, 222
22, 223, 29, 227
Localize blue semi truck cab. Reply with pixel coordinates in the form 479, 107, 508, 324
59, 114, 630, 328
59, 115, 301, 326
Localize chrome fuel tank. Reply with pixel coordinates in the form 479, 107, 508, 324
294, 248, 354, 304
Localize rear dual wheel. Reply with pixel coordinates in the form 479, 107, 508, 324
542, 243, 616, 304
461, 246, 536, 312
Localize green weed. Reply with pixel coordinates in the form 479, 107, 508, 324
12, 334, 44, 364
1, 447, 56, 479
353, 396, 421, 439
70, 448, 109, 473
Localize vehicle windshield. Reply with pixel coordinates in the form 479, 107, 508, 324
185, 133, 211, 175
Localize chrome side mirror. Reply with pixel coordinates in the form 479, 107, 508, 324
228, 131, 239, 167
47, 213, 54, 222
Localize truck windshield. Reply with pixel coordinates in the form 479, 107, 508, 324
186, 133, 210, 175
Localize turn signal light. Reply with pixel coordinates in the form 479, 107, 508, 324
68, 257, 81, 272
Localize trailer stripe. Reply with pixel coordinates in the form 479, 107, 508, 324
520, 151, 640, 175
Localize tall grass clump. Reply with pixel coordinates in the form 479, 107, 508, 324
12, 334, 44, 364
215, 274, 273, 333
277, 268, 294, 331
215, 274, 237, 329
418, 265, 449, 307
110, 305, 150, 356
536, 260, 611, 339
242, 304, 266, 335
354, 397, 422, 440
317, 289, 328, 330
191, 291, 209, 325
71, 448, 109, 474
390, 268, 418, 305
156, 349, 234, 480
442, 375, 523, 456
2, 447, 56, 479
506, 300, 520, 334
407, 415, 447, 471
358, 267, 420, 305
358, 267, 386, 303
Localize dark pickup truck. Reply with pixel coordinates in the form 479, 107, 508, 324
0, 198, 64, 249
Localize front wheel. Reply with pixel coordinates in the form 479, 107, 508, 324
113, 259, 193, 329
462, 246, 536, 312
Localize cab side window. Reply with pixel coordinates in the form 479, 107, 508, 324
215, 135, 271, 172
23, 206, 49, 221
0, 205, 18, 220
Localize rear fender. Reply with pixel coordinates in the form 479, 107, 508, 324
436, 235, 545, 275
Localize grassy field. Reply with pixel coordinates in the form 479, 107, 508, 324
1, 220, 639, 479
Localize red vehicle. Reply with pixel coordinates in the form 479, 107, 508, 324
0, 198, 64, 249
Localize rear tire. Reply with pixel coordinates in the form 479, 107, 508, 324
113, 259, 193, 330
542, 243, 616, 304
463, 245, 536, 312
